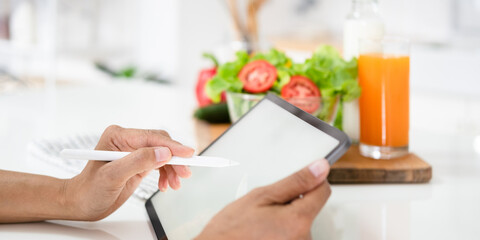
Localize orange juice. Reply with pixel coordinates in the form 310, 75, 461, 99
358, 54, 409, 147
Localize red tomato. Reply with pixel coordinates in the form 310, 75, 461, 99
281, 76, 321, 114
195, 68, 226, 107
238, 60, 277, 93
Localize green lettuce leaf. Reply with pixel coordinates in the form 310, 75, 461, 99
271, 69, 291, 93
251, 48, 292, 68
297, 45, 361, 102
206, 51, 248, 102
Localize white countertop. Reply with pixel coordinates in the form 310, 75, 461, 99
1, 81, 479, 240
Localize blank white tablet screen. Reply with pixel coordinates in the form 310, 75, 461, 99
151, 98, 339, 239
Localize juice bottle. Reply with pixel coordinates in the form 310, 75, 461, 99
342, 0, 385, 142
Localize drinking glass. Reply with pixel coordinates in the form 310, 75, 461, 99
358, 37, 410, 159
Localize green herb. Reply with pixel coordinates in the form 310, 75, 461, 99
95, 62, 169, 84
117, 66, 136, 78
94, 63, 137, 78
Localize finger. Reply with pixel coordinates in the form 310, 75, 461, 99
261, 159, 330, 204
124, 128, 195, 157
158, 138, 195, 158
290, 181, 331, 220
138, 169, 152, 178
94, 125, 123, 151
104, 147, 172, 185
150, 129, 171, 138
158, 168, 169, 192
165, 165, 181, 190
172, 165, 192, 179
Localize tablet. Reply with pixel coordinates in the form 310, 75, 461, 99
146, 93, 350, 239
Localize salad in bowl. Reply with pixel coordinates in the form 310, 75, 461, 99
202, 46, 360, 129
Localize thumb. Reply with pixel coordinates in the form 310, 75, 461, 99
103, 147, 172, 184
261, 159, 330, 204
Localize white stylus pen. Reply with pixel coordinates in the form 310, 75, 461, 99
60, 149, 239, 168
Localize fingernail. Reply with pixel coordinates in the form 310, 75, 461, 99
308, 159, 327, 178
155, 147, 171, 163
185, 146, 195, 155
163, 180, 169, 191
175, 176, 181, 187
184, 168, 192, 178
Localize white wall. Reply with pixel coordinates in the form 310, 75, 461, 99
132, 0, 179, 78
175, 0, 231, 86
259, 0, 454, 43
6, 0, 477, 87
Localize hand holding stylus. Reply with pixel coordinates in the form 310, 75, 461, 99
64, 125, 195, 221
0, 125, 196, 223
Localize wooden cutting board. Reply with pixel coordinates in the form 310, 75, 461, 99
328, 145, 431, 183
194, 120, 432, 183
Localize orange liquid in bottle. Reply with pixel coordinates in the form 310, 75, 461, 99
358, 54, 409, 147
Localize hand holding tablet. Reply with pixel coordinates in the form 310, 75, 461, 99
197, 159, 331, 240
146, 93, 350, 239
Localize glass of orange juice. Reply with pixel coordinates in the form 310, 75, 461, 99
358, 37, 410, 159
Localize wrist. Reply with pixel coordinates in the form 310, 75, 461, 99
24, 175, 76, 221
57, 178, 73, 220
51, 177, 78, 221
58, 176, 88, 221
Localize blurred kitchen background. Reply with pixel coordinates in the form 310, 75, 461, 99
1, 0, 480, 149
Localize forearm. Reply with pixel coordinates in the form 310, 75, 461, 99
0, 170, 71, 223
